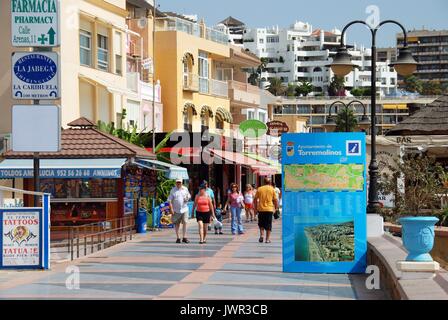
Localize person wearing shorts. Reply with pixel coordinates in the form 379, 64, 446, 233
168, 179, 191, 244
254, 177, 278, 244
244, 184, 255, 222
193, 184, 216, 244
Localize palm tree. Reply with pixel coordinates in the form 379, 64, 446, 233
335, 108, 358, 132
248, 57, 269, 87
402, 75, 423, 93
421, 80, 443, 95
267, 77, 286, 96
296, 81, 313, 97
328, 76, 346, 96
286, 83, 298, 97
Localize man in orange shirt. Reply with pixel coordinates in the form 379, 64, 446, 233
253, 177, 279, 244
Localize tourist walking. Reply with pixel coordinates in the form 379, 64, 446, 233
203, 181, 216, 231
192, 184, 216, 244
224, 183, 245, 235
168, 179, 191, 244
254, 177, 279, 244
272, 181, 282, 208
244, 184, 256, 222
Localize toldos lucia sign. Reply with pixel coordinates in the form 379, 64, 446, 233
11, 0, 60, 47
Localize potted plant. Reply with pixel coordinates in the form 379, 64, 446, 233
379, 156, 444, 262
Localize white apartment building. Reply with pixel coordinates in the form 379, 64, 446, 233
215, 16, 245, 47
241, 21, 398, 96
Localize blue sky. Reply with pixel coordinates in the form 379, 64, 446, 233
158, 0, 448, 48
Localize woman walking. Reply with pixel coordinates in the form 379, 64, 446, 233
192, 184, 216, 244
224, 183, 245, 235
244, 184, 256, 222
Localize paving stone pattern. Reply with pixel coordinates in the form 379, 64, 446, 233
0, 218, 389, 300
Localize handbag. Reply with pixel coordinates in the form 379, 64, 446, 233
274, 209, 280, 220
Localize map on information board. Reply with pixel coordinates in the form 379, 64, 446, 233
284, 164, 364, 192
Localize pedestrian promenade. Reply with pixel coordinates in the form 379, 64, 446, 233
0, 218, 389, 300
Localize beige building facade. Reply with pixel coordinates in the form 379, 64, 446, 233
0, 0, 140, 142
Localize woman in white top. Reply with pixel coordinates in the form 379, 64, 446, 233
243, 184, 256, 222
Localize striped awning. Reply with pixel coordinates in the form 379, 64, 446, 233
182, 52, 194, 65
215, 107, 233, 123
200, 105, 214, 118
183, 102, 198, 116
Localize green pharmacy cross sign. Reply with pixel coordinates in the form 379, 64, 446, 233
11, 0, 60, 47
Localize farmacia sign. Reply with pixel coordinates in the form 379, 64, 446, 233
11, 0, 60, 47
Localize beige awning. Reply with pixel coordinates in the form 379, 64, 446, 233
79, 73, 139, 100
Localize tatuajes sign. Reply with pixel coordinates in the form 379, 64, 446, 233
11, 0, 60, 47
12, 52, 60, 99
1, 211, 40, 267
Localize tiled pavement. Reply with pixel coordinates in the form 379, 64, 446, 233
0, 218, 389, 300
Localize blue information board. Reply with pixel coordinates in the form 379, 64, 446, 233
282, 133, 367, 274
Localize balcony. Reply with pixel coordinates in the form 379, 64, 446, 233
296, 60, 329, 67
210, 79, 229, 97
127, 72, 161, 103
296, 50, 328, 57
196, 78, 229, 98
156, 17, 229, 45
228, 80, 261, 107
183, 73, 199, 92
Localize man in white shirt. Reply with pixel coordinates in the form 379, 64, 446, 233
168, 179, 191, 243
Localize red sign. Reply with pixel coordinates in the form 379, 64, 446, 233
267, 121, 289, 136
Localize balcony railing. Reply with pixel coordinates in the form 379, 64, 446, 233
183, 73, 199, 91
210, 79, 229, 97
157, 17, 229, 45
228, 80, 260, 95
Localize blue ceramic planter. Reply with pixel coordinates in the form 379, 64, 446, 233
399, 217, 439, 262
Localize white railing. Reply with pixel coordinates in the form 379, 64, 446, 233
278, 95, 441, 101
210, 79, 228, 97
157, 17, 229, 45
183, 73, 199, 91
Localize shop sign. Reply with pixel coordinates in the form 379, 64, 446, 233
0, 168, 122, 179
1, 210, 40, 267
12, 52, 60, 100
239, 120, 268, 138
11, 0, 60, 47
396, 137, 412, 144
267, 121, 289, 137
159, 202, 174, 228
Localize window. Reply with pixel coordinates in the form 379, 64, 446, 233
201, 114, 210, 134
184, 112, 192, 132
198, 51, 209, 94
259, 38, 264, 44
216, 119, 224, 130
267, 36, 279, 43
247, 110, 255, 119
114, 32, 122, 75
259, 111, 267, 123
97, 34, 109, 71
80, 30, 92, 66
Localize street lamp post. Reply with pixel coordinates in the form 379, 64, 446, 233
324, 100, 370, 133
328, 20, 417, 214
